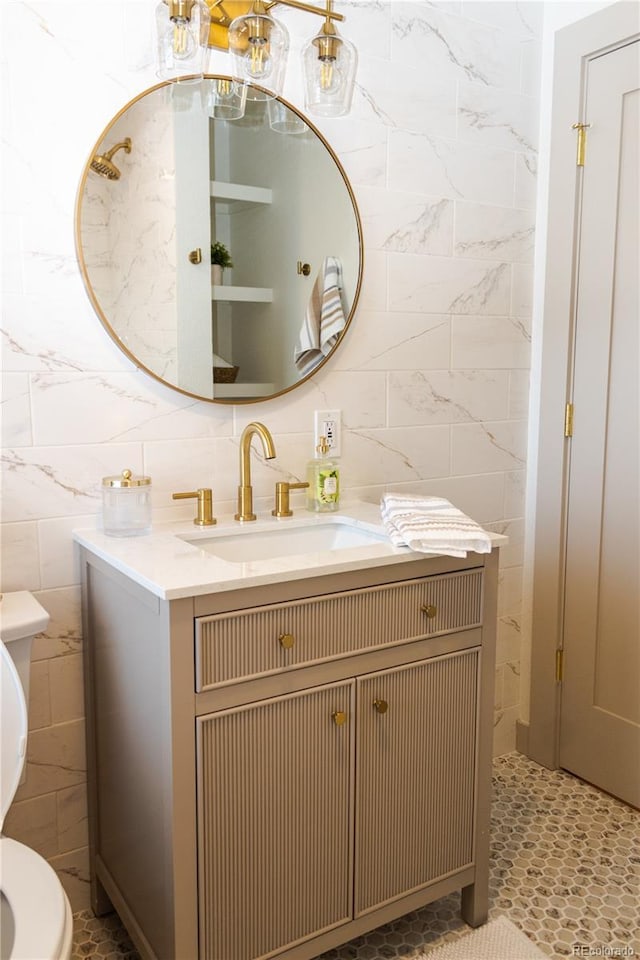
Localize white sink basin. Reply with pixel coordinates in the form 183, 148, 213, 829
181, 519, 387, 563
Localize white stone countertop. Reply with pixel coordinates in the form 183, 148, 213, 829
73, 500, 506, 601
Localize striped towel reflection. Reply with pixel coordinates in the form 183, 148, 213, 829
294, 257, 346, 375
380, 493, 492, 558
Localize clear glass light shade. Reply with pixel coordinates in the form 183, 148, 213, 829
208, 78, 247, 120
268, 99, 308, 135
302, 27, 357, 118
228, 9, 289, 100
169, 80, 207, 112
155, 0, 211, 82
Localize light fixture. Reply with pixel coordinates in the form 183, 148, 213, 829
155, 0, 211, 81
202, 0, 357, 117
207, 77, 248, 119
268, 98, 308, 134
228, 1, 289, 101
302, 2, 356, 117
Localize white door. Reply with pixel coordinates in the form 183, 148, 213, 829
560, 40, 639, 808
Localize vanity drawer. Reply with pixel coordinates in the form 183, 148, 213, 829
195, 569, 483, 691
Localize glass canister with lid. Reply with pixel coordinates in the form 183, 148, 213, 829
102, 469, 152, 537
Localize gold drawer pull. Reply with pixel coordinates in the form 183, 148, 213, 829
373, 699, 388, 714
421, 603, 437, 619
332, 711, 347, 726
279, 633, 295, 650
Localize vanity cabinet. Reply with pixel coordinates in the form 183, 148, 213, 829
80, 550, 498, 960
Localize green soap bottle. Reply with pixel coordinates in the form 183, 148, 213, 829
307, 437, 340, 512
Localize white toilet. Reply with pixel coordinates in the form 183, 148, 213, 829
0, 592, 73, 960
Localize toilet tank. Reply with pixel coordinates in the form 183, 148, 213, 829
0, 591, 50, 711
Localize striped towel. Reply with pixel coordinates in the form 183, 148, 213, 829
294, 257, 346, 375
380, 493, 492, 558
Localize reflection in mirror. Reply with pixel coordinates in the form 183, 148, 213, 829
75, 78, 362, 404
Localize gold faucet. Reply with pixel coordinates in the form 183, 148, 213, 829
172, 488, 216, 526
272, 480, 309, 518
235, 422, 276, 522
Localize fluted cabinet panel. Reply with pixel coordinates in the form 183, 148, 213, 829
354, 650, 479, 915
196, 570, 483, 689
197, 682, 354, 960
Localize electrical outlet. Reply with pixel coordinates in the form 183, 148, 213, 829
314, 409, 341, 457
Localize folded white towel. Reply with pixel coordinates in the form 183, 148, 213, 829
380, 493, 492, 558
294, 257, 346, 375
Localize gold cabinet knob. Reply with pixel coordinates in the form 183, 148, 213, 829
332, 711, 347, 726
188, 247, 202, 264
279, 633, 295, 650
373, 699, 388, 714
421, 603, 437, 619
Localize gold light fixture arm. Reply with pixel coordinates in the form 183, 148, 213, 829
206, 0, 344, 48
264, 0, 344, 22
208, 0, 236, 25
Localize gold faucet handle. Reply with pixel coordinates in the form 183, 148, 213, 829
272, 481, 310, 518
172, 488, 216, 526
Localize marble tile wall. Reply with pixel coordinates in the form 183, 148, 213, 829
81, 88, 180, 382
0, 0, 541, 910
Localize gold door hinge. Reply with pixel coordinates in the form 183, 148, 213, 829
555, 649, 564, 684
564, 402, 574, 437
572, 122, 591, 167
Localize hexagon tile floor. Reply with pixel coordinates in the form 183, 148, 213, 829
72, 753, 639, 960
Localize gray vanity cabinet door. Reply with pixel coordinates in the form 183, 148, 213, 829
196, 681, 355, 960
354, 649, 479, 916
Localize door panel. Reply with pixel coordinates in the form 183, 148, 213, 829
560, 41, 640, 807
354, 650, 478, 916
197, 682, 354, 960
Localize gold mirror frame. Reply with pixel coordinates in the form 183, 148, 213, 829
74, 77, 363, 405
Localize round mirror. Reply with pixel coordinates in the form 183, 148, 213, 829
75, 77, 363, 404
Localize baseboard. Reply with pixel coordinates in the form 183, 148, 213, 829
515, 719, 530, 756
